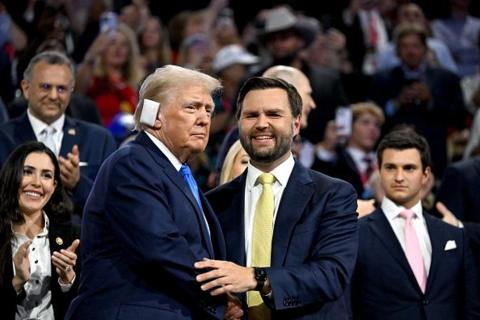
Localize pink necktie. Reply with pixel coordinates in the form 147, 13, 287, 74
400, 209, 427, 293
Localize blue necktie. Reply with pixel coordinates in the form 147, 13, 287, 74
180, 164, 202, 211
180, 164, 212, 243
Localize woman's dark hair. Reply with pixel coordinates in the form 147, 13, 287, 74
0, 142, 72, 283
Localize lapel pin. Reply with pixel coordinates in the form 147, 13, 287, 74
68, 128, 76, 136
55, 237, 64, 246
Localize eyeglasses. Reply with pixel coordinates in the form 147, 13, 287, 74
37, 83, 73, 94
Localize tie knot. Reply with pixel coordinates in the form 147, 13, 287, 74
43, 127, 56, 135
257, 173, 275, 186
180, 164, 192, 177
399, 209, 416, 221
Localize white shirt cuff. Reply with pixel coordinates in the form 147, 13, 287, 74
58, 275, 75, 292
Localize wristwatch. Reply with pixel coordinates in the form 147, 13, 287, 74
253, 267, 268, 291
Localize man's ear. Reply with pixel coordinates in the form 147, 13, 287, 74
20, 79, 30, 100
422, 166, 431, 183
140, 99, 160, 128
293, 116, 301, 136
152, 113, 163, 130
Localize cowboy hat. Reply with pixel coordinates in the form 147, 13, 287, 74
259, 7, 320, 47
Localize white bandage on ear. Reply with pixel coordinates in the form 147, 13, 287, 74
139, 99, 160, 126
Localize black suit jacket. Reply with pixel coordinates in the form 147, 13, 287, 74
352, 208, 480, 320
0, 219, 80, 320
207, 162, 358, 319
436, 157, 480, 259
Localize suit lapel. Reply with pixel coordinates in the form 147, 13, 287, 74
201, 195, 226, 260
60, 117, 78, 157
368, 209, 423, 293
135, 132, 215, 257
271, 163, 314, 266
14, 113, 36, 144
472, 157, 480, 177
223, 175, 247, 265
424, 214, 444, 294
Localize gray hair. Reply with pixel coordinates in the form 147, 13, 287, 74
23, 50, 75, 82
134, 65, 222, 131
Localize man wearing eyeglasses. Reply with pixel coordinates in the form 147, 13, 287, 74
0, 50, 116, 217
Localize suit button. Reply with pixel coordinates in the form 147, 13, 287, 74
422, 299, 429, 305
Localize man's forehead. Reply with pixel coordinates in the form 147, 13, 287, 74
382, 148, 422, 163
31, 62, 73, 79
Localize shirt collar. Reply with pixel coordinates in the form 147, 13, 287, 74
12, 211, 50, 238
246, 154, 295, 189
144, 131, 183, 171
347, 146, 375, 163
27, 109, 65, 137
381, 196, 423, 222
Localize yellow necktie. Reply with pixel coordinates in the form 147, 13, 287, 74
248, 173, 275, 320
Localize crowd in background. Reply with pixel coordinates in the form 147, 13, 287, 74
0, 0, 479, 211
0, 0, 480, 319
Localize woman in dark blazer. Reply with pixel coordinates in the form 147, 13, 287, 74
0, 142, 80, 319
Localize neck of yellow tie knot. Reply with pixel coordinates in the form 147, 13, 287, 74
257, 173, 275, 186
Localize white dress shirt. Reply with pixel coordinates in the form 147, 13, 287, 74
244, 154, 295, 267
28, 110, 65, 156
12, 213, 73, 320
381, 197, 432, 275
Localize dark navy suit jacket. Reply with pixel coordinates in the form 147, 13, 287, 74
207, 163, 358, 319
0, 112, 116, 208
351, 208, 480, 320
66, 132, 226, 320
436, 157, 480, 259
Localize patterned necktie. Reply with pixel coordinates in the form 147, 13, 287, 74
41, 127, 57, 155
248, 173, 275, 320
400, 209, 427, 293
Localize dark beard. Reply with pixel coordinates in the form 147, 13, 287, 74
240, 134, 292, 164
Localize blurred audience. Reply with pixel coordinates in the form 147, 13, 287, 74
138, 16, 171, 74
431, 0, 480, 78
376, 2, 458, 74
312, 102, 384, 199
369, 23, 467, 177
76, 23, 144, 127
